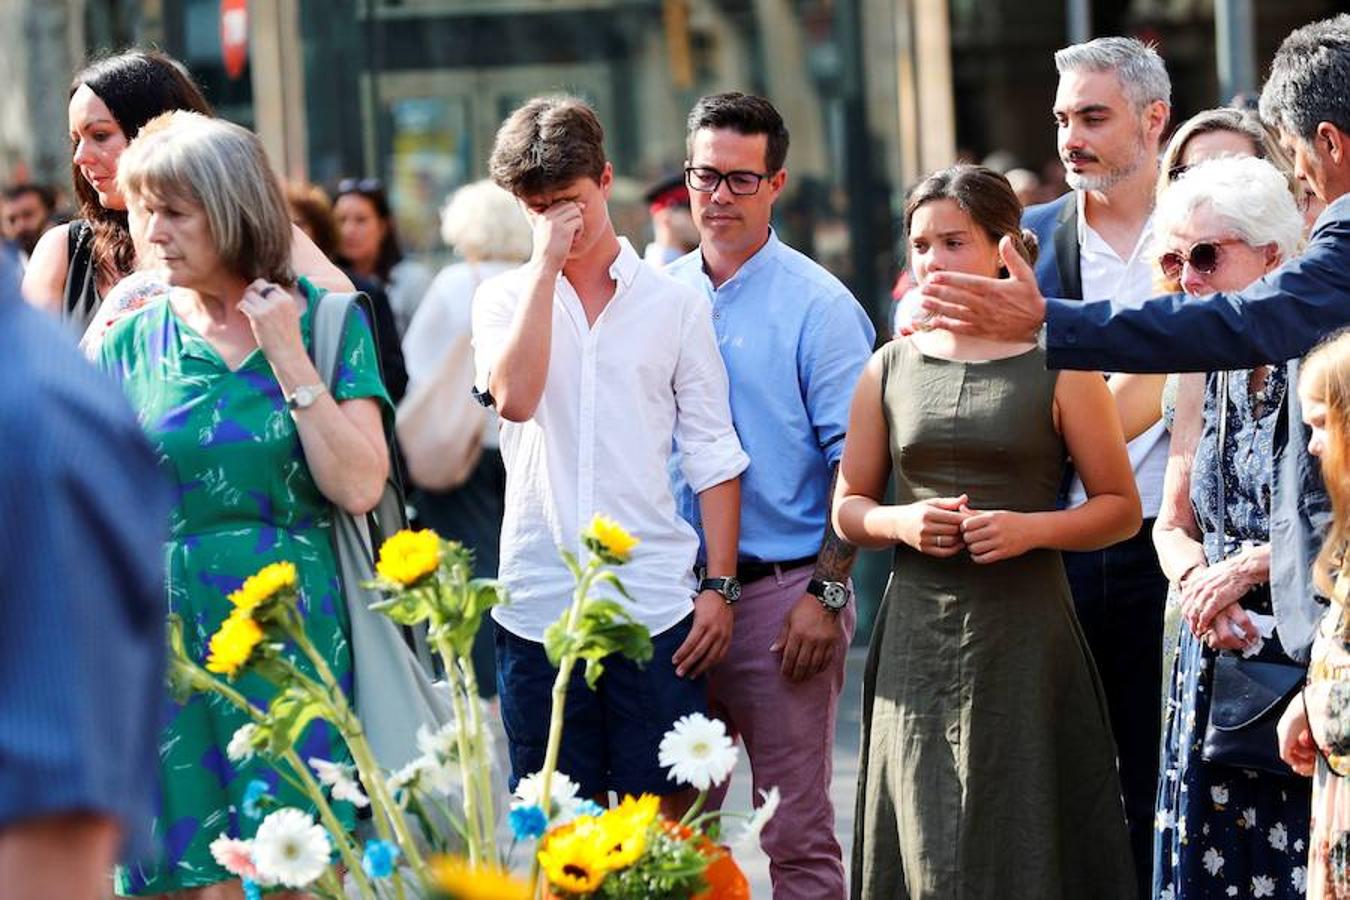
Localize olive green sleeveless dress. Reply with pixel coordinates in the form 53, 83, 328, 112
851, 339, 1135, 900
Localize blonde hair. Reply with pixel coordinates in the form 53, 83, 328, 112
1301, 330, 1350, 600
117, 110, 294, 285
1156, 107, 1301, 204
439, 180, 532, 263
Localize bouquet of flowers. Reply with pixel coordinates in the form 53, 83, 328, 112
165, 515, 772, 899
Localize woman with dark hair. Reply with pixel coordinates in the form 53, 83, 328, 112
286, 179, 408, 402
334, 179, 432, 336
835, 165, 1141, 898
23, 50, 349, 333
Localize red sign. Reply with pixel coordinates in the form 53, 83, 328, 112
221, 0, 249, 80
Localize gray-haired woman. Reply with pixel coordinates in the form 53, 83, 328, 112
99, 110, 390, 899
1150, 155, 1311, 900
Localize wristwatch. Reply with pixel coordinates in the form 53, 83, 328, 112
286, 383, 328, 410
698, 576, 742, 605
807, 578, 849, 613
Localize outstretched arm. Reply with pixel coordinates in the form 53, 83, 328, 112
920, 205, 1350, 373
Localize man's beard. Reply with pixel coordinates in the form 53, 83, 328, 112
1065, 130, 1149, 193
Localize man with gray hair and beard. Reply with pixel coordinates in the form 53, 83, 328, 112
1021, 37, 1172, 897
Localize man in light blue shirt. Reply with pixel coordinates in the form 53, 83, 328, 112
667, 92, 875, 900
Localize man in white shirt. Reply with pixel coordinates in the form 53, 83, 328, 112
1020, 37, 1171, 898
472, 96, 749, 814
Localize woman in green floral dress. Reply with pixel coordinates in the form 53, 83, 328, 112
99, 112, 392, 898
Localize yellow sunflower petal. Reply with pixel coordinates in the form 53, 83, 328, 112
229, 561, 298, 611
583, 514, 640, 563
376, 529, 443, 587
429, 855, 530, 900
205, 609, 264, 677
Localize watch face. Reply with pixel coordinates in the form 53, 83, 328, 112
725, 580, 742, 602
822, 583, 848, 609
295, 386, 316, 406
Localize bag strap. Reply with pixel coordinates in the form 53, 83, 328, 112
310, 290, 410, 541
1216, 370, 1229, 544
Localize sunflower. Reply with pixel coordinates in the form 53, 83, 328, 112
582, 514, 639, 565
228, 561, 298, 612
429, 855, 530, 900
538, 821, 610, 895
594, 817, 648, 870
376, 529, 443, 587
602, 794, 660, 834
205, 609, 264, 677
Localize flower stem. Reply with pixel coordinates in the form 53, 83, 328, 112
287, 625, 427, 897
528, 561, 598, 898
432, 635, 483, 866
679, 790, 709, 828
197, 672, 377, 900
459, 659, 500, 863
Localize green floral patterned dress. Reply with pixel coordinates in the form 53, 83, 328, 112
99, 279, 391, 895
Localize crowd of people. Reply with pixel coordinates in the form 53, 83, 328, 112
4, 12, 1350, 900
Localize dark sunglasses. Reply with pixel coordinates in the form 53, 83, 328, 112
337, 176, 384, 195
1158, 239, 1243, 281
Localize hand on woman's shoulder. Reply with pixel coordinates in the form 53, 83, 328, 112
22, 222, 73, 314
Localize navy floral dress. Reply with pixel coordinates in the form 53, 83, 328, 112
1154, 364, 1312, 899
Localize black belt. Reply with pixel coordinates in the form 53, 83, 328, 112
735, 555, 818, 585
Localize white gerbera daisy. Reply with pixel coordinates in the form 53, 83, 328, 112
308, 757, 369, 808
512, 770, 581, 818
658, 713, 738, 791
227, 724, 258, 763
416, 722, 463, 763
732, 787, 781, 852
252, 808, 331, 888
387, 758, 431, 797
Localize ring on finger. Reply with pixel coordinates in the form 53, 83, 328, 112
936, 535, 946, 548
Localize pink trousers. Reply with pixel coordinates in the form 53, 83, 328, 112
707, 562, 856, 900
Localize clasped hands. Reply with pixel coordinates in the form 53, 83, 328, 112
892, 494, 1033, 564
1178, 548, 1265, 652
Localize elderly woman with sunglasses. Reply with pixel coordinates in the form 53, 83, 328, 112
1150, 155, 1312, 899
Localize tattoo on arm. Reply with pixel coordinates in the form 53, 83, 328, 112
814, 465, 859, 582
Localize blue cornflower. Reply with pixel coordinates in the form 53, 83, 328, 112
573, 799, 605, 819
361, 839, 401, 879
242, 879, 262, 900
509, 804, 549, 839
241, 779, 269, 819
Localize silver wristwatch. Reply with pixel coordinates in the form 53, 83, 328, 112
286, 383, 328, 410
807, 578, 849, 613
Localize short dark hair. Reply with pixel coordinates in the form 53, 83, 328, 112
685, 92, 790, 173
2, 183, 54, 210
489, 95, 607, 197
70, 50, 213, 285
904, 165, 1039, 271
1259, 14, 1350, 143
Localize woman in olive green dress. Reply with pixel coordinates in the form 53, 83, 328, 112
835, 166, 1141, 899
99, 112, 391, 898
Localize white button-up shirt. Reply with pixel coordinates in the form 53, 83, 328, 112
1068, 191, 1170, 517
472, 238, 749, 641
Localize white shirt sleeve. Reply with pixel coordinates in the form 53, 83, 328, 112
470, 274, 516, 394
672, 291, 749, 493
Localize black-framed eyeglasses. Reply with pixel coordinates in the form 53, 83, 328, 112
337, 176, 384, 195
1158, 238, 1244, 281
685, 166, 770, 196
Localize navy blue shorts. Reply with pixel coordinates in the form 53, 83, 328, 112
495, 613, 707, 798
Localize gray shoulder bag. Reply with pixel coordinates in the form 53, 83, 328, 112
312, 291, 452, 770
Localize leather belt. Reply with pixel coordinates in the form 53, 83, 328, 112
736, 555, 818, 584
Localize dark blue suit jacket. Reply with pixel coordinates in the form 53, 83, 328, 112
1023, 192, 1083, 302
1044, 192, 1350, 660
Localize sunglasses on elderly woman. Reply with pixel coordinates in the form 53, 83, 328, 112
1158, 239, 1244, 281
